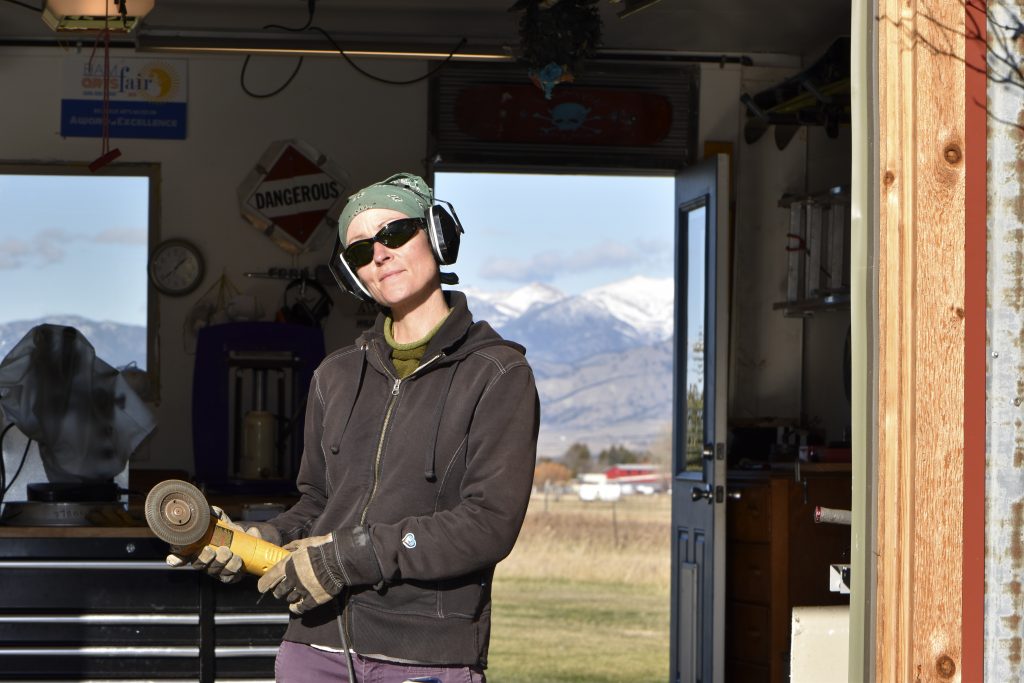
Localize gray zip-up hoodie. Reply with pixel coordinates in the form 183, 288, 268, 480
257, 290, 540, 667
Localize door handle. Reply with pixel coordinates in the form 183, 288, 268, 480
691, 484, 713, 503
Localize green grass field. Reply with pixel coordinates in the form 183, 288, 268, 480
487, 494, 671, 682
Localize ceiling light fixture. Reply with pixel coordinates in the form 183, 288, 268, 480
42, 0, 154, 32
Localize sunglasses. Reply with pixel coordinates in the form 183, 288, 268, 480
341, 217, 427, 269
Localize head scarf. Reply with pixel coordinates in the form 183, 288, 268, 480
337, 173, 432, 246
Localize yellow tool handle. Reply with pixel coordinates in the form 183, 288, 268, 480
212, 520, 291, 577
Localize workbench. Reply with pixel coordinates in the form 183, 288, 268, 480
0, 526, 287, 682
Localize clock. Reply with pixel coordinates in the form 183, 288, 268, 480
148, 238, 205, 296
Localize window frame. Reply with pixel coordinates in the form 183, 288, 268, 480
0, 161, 162, 403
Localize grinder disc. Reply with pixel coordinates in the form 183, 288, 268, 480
144, 479, 212, 547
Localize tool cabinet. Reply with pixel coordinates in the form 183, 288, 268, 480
724, 468, 852, 683
0, 529, 285, 682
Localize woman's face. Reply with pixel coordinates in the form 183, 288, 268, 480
346, 208, 440, 311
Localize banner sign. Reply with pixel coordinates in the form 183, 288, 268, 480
455, 84, 672, 146
61, 57, 188, 140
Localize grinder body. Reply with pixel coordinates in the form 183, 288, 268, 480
145, 479, 289, 577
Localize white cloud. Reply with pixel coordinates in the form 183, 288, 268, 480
0, 229, 74, 269
480, 241, 645, 283
0, 227, 144, 270
94, 228, 147, 245
0, 239, 32, 269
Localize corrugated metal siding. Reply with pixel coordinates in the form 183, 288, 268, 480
429, 61, 699, 169
985, 1, 1024, 679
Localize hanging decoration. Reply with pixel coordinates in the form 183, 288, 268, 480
508, 0, 602, 99
86, 24, 122, 172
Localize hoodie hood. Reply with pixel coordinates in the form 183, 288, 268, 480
355, 290, 526, 369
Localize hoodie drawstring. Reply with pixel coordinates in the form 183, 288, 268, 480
424, 363, 457, 481
339, 344, 368, 440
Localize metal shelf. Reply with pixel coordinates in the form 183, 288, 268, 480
773, 291, 850, 317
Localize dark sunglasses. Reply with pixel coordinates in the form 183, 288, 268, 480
341, 217, 427, 269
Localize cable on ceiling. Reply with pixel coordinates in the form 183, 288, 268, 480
239, 0, 468, 98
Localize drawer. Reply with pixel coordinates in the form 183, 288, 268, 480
0, 566, 198, 611
0, 648, 279, 679
727, 483, 771, 542
727, 542, 771, 605
726, 658, 770, 683
726, 601, 771, 663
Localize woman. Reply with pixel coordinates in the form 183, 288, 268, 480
187, 173, 539, 682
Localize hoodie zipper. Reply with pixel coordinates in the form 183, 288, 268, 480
357, 351, 445, 526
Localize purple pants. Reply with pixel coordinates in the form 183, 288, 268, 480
274, 640, 486, 683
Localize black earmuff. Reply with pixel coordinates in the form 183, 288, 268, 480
327, 235, 375, 302
426, 200, 464, 266
278, 277, 334, 326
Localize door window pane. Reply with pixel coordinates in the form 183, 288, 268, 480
683, 204, 706, 472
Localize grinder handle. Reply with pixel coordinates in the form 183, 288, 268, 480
214, 520, 291, 576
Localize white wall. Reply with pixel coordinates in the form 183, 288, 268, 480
721, 63, 852, 450
728, 65, 808, 427
0, 48, 849, 474
0, 46, 430, 472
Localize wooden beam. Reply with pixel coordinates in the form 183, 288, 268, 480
875, 0, 966, 680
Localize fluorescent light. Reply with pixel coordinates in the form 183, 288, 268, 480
135, 31, 513, 62
616, 0, 665, 18
146, 46, 511, 61
42, 0, 154, 32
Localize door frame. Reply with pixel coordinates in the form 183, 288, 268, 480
865, 0, 986, 680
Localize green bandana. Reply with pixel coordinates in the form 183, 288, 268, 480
338, 173, 433, 246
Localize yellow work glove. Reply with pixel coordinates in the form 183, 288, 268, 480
165, 506, 262, 584
257, 534, 344, 614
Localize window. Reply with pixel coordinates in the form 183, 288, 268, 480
435, 170, 675, 462
0, 163, 159, 398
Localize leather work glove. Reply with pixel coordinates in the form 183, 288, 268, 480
257, 533, 345, 615
165, 506, 262, 584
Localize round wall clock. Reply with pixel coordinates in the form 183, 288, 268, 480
148, 238, 205, 296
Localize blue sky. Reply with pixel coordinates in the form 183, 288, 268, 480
0, 171, 676, 326
0, 174, 149, 326
435, 171, 675, 295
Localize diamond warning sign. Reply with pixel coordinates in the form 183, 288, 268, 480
238, 139, 349, 254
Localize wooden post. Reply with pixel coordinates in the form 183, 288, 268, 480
876, 0, 967, 680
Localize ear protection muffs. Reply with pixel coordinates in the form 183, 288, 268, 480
425, 199, 464, 266
328, 177, 465, 302
278, 277, 333, 326
329, 235, 375, 302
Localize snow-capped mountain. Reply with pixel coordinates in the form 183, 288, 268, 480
0, 277, 677, 459
462, 283, 566, 327
466, 276, 676, 457
468, 276, 674, 364
580, 275, 674, 342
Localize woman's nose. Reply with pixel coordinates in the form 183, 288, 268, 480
372, 241, 392, 264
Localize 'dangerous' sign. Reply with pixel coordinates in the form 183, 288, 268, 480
238, 139, 349, 255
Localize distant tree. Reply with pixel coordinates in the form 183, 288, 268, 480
534, 461, 572, 489
648, 424, 673, 472
597, 444, 640, 467
562, 442, 592, 475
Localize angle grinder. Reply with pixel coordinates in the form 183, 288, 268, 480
144, 479, 289, 577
